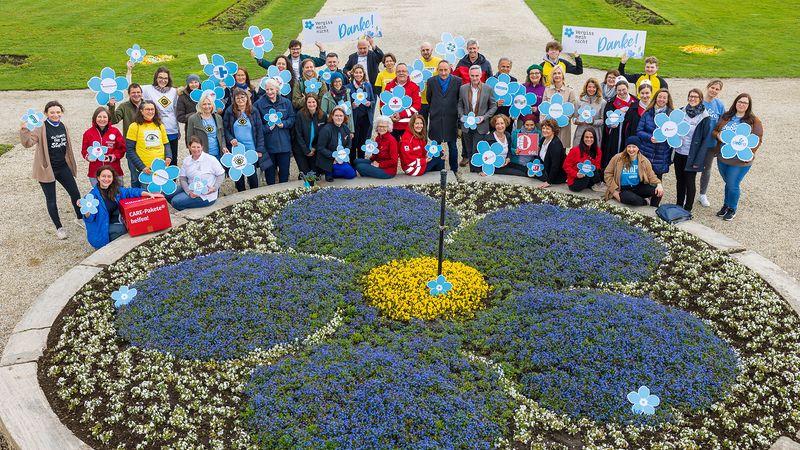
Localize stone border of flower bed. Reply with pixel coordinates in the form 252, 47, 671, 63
1, 173, 798, 450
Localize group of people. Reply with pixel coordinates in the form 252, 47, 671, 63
20, 34, 764, 248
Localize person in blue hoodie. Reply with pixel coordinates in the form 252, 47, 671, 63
79, 165, 163, 249
253, 79, 296, 184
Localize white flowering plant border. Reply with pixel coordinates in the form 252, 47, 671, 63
39, 181, 800, 449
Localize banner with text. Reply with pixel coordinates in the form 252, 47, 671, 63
302, 12, 383, 43
561, 26, 646, 59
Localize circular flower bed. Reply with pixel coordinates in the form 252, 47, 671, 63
363, 257, 490, 320
39, 182, 800, 449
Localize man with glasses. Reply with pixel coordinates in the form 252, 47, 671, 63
382, 63, 421, 141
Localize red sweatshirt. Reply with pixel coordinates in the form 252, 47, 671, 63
399, 132, 428, 176
371, 133, 399, 176
383, 79, 421, 135
81, 125, 126, 177
563, 146, 602, 186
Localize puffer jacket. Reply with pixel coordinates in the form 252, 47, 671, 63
636, 108, 673, 174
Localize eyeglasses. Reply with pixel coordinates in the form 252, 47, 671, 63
157, 76, 169, 80
736, 100, 750, 105
688, 95, 701, 99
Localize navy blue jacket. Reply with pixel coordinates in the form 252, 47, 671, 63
636, 108, 673, 174
253, 95, 296, 158
222, 107, 265, 154
316, 122, 352, 173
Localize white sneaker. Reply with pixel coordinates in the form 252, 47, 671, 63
699, 194, 710, 207
56, 227, 67, 240
74, 218, 86, 229
591, 183, 605, 192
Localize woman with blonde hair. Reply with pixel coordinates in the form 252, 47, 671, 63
543, 65, 576, 147
572, 77, 606, 147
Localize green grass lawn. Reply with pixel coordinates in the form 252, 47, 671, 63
525, 0, 800, 78
0, 144, 13, 157
0, 0, 325, 90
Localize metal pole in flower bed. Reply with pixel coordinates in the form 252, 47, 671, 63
437, 169, 447, 276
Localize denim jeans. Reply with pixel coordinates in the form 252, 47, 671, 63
717, 160, 751, 211
354, 159, 393, 179
443, 140, 459, 173
168, 186, 216, 211
265, 152, 292, 185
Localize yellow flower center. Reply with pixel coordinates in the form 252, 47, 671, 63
363, 257, 490, 321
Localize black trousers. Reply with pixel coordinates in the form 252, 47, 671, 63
352, 110, 372, 162
673, 153, 698, 211
40, 164, 82, 229
620, 184, 661, 207
568, 172, 603, 192
494, 163, 528, 177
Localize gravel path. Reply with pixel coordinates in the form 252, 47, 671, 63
1, 0, 798, 357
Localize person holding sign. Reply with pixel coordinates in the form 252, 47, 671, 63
344, 36, 384, 87
254, 39, 326, 78
82, 107, 126, 186
136, 67, 180, 166
487, 114, 526, 176
223, 88, 265, 191
563, 129, 603, 192
573, 78, 606, 148
511, 115, 538, 167
293, 95, 327, 176
384, 63, 422, 141
541, 40, 583, 87
187, 93, 228, 162
255, 79, 296, 185
426, 60, 461, 174
534, 119, 567, 187
453, 39, 493, 85
543, 66, 577, 147
108, 84, 144, 186
125, 100, 172, 189
168, 137, 225, 211
600, 79, 637, 171
321, 73, 355, 150
602, 70, 620, 102
400, 114, 444, 176
316, 106, 356, 181
619, 55, 668, 93
347, 64, 376, 158
20, 100, 83, 240
458, 66, 497, 170
354, 115, 398, 179
636, 89, 674, 178
374, 53, 397, 95
292, 59, 329, 110
673, 89, 712, 212
622, 83, 652, 146
176, 75, 201, 138
712, 93, 763, 221
604, 136, 663, 207
698, 80, 726, 208
81, 165, 163, 249
522, 65, 546, 124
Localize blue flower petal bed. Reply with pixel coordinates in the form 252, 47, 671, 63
39, 182, 800, 450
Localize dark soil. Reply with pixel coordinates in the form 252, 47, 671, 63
0, 54, 28, 66
205, 0, 272, 30
605, 0, 673, 25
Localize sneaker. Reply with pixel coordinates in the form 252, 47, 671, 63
716, 206, 730, 217
459, 158, 469, 167
591, 183, 605, 193
698, 194, 710, 207
722, 209, 737, 221
56, 227, 67, 240
73, 218, 85, 229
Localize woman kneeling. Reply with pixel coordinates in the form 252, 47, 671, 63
169, 136, 225, 210
604, 136, 663, 206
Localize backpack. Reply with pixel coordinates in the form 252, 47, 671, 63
655, 204, 692, 224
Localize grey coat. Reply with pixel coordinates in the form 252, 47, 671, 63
457, 82, 497, 135
426, 75, 461, 142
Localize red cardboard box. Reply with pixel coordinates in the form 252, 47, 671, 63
119, 197, 172, 237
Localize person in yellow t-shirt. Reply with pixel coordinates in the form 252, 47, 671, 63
374, 53, 397, 95
419, 42, 442, 120
125, 100, 171, 188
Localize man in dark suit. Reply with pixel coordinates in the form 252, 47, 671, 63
457, 66, 497, 170
426, 60, 461, 173
344, 35, 384, 87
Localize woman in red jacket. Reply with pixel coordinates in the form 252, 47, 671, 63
354, 115, 398, 179
564, 128, 603, 192
399, 114, 444, 176
82, 106, 126, 186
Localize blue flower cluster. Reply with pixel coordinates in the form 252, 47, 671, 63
245, 306, 513, 449
468, 287, 739, 424
450, 203, 664, 287
115, 252, 360, 360
273, 187, 460, 268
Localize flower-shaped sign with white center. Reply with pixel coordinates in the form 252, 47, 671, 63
576, 105, 596, 124
426, 140, 442, 158
265, 108, 283, 130
509, 86, 538, 119
336, 100, 352, 116
653, 110, 691, 148
87, 67, 130, 106
189, 176, 210, 196
427, 274, 453, 296
471, 140, 505, 176
361, 139, 379, 157
304, 79, 322, 95
138, 158, 180, 195
87, 140, 108, 162
627, 386, 660, 415
485, 73, 519, 104
190, 80, 226, 110
242, 26, 274, 59
461, 112, 478, 130
21, 108, 45, 131
527, 159, 543, 177
577, 159, 596, 177
204, 54, 238, 87
333, 145, 349, 164
79, 193, 100, 215
379, 86, 412, 116
605, 109, 625, 127
720, 122, 760, 162
435, 32, 466, 64
112, 285, 137, 309
409, 59, 433, 92
539, 93, 575, 127
127, 44, 146, 64
220, 144, 258, 181
319, 68, 333, 85
352, 88, 368, 106
263, 65, 292, 96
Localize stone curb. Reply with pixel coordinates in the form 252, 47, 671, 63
1, 174, 798, 449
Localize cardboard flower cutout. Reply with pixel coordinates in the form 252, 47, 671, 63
461, 112, 478, 130
576, 105, 596, 124
471, 141, 505, 176
204, 54, 238, 87
435, 32, 467, 64
319, 68, 334, 85
304, 78, 322, 95
539, 93, 575, 127
220, 144, 258, 181
627, 386, 660, 415
21, 108, 45, 131
577, 159, 596, 177
126, 44, 146, 64
351, 88, 368, 106
426, 140, 442, 158
719, 122, 760, 162
427, 275, 453, 296
409, 59, 433, 92
262, 65, 292, 96
190, 80, 226, 110
605, 109, 625, 127
112, 285, 138, 309
138, 158, 180, 195
527, 159, 543, 177
333, 145, 350, 164
242, 26, 274, 59
87, 140, 109, 162
189, 176, 210, 196
379, 86, 412, 116
485, 73, 519, 104
361, 139, 379, 157
265, 108, 283, 130
87, 67, 130, 106
79, 193, 100, 215
508, 85, 538, 119
653, 110, 691, 148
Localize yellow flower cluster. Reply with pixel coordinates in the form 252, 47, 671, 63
363, 257, 490, 321
679, 44, 723, 55
141, 55, 176, 65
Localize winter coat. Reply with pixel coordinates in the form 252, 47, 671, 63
399, 132, 429, 176
321, 88, 354, 126
563, 145, 602, 186
347, 80, 377, 127
222, 107, 265, 153
253, 95, 296, 158
383, 79, 422, 134
83, 184, 144, 249
291, 75, 329, 110
175, 89, 197, 133
293, 110, 328, 157
572, 95, 606, 147
543, 84, 577, 147
81, 125, 126, 177
636, 108, 673, 174
453, 53, 493, 84
371, 132, 400, 176
316, 122, 352, 173
426, 75, 461, 142
677, 108, 711, 173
